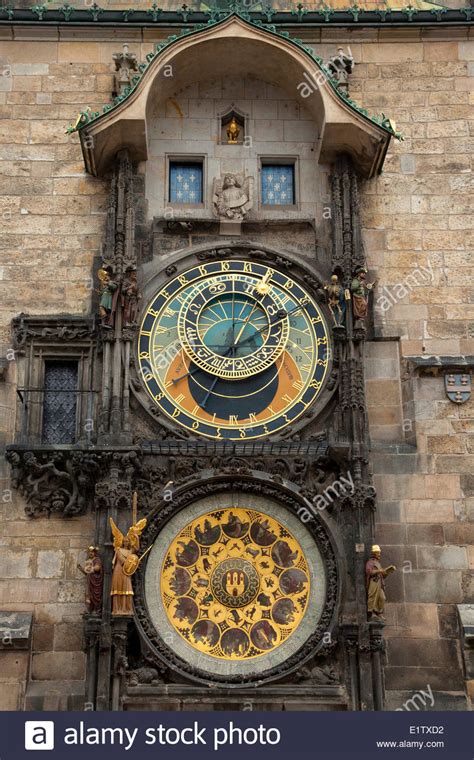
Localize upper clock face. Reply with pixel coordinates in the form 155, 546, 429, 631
138, 259, 330, 440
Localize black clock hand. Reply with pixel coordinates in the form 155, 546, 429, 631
201, 342, 236, 409
175, 306, 302, 383
172, 331, 236, 386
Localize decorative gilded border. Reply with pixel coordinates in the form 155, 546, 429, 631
133, 473, 340, 686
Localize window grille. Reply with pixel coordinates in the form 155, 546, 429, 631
42, 361, 78, 444
261, 164, 295, 205
169, 162, 203, 203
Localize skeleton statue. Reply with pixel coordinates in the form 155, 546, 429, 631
324, 273, 348, 327
213, 173, 254, 221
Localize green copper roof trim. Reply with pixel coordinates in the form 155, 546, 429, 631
3, 4, 473, 24
66, 11, 403, 140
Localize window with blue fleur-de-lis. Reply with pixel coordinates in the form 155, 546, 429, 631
169, 161, 204, 204
261, 164, 295, 206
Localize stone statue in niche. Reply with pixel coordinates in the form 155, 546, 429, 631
121, 270, 141, 327
97, 268, 119, 329
226, 116, 240, 144
110, 516, 148, 617
325, 47, 354, 94
365, 544, 396, 621
351, 266, 375, 328
77, 546, 103, 614
112, 43, 138, 97
324, 273, 349, 328
213, 174, 254, 221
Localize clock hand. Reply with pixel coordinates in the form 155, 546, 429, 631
237, 303, 304, 347
234, 299, 259, 345
172, 331, 237, 386
200, 340, 236, 409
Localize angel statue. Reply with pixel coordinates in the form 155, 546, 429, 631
213, 173, 254, 221
109, 517, 148, 616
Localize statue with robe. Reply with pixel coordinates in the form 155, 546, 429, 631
97, 268, 119, 329
365, 544, 396, 621
77, 546, 103, 614
121, 270, 140, 327
110, 517, 147, 616
213, 173, 254, 220
351, 266, 374, 326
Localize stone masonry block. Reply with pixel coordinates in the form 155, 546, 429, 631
36, 550, 65, 579
31, 651, 85, 681
417, 546, 468, 570
404, 571, 463, 604
0, 549, 33, 579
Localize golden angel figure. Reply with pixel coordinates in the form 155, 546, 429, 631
110, 517, 147, 616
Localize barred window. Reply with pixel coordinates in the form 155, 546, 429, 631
261, 164, 295, 206
169, 161, 203, 204
42, 361, 78, 444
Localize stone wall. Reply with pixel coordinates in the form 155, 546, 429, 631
0, 25, 472, 709
146, 76, 327, 222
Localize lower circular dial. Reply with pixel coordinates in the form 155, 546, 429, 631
160, 507, 310, 660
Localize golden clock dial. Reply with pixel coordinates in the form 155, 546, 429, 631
161, 508, 310, 660
138, 259, 330, 440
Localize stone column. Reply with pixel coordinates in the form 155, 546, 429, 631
331, 153, 383, 710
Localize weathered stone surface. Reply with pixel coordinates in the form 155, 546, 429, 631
387, 638, 460, 669
32, 625, 54, 652
387, 603, 439, 640
438, 604, 460, 639
36, 550, 65, 579
417, 546, 468, 570
24, 680, 85, 711
385, 665, 465, 692
404, 571, 463, 604
0, 611, 32, 649
403, 501, 455, 524
53, 624, 83, 652
31, 651, 85, 681
0, 549, 32, 579
385, 690, 467, 711
406, 525, 444, 545
0, 681, 22, 710
0, 651, 30, 682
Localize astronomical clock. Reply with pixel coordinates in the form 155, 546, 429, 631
137, 259, 331, 440
129, 249, 341, 690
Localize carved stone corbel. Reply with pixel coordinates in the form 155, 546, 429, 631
5, 449, 102, 517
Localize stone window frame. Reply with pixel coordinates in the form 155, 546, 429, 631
165, 154, 206, 210
41, 358, 80, 445
12, 320, 96, 447
258, 155, 299, 211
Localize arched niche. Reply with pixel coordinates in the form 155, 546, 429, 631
79, 16, 392, 179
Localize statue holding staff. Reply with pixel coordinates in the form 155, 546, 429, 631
110, 492, 149, 616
